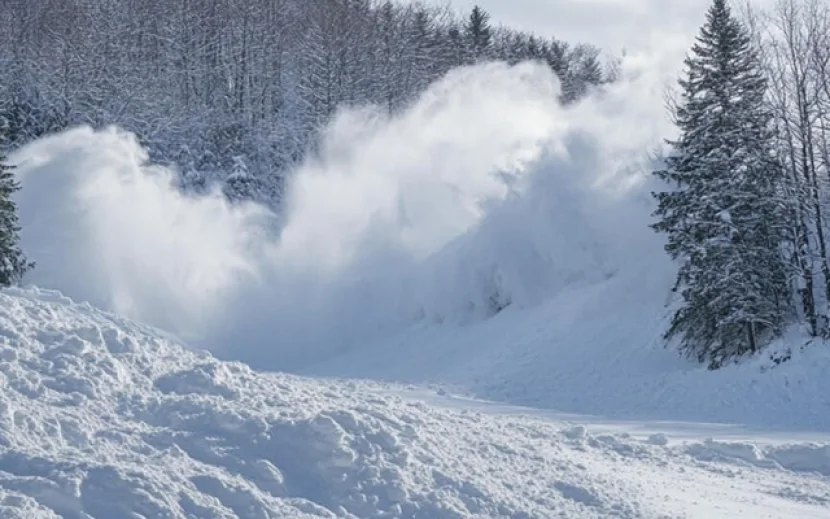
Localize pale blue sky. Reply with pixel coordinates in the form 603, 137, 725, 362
431, 0, 764, 54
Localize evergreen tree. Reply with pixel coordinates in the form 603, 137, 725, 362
465, 6, 492, 61
651, 0, 790, 367
0, 124, 32, 286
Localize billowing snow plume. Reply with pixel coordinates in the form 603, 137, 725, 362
12, 60, 671, 367
13, 128, 267, 337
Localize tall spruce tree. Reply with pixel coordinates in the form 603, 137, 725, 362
652, 0, 790, 367
0, 123, 32, 286
465, 6, 492, 61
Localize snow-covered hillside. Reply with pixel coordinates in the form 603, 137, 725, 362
1, 288, 829, 518
5, 59, 830, 517
306, 252, 830, 431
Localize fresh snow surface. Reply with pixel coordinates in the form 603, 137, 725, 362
0, 288, 829, 519
305, 259, 830, 431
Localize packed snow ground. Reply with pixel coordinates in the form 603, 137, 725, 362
1, 288, 829, 519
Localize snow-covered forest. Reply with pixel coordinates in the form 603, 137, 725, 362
0, 0, 829, 365
0, 0, 605, 206
754, 0, 830, 340
648, 0, 830, 366
1, 0, 830, 365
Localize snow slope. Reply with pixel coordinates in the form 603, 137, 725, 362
1, 287, 829, 519
306, 251, 830, 431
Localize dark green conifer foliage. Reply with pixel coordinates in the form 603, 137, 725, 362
652, 0, 790, 367
465, 6, 492, 60
0, 123, 32, 286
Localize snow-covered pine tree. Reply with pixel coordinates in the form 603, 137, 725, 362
652, 0, 791, 368
0, 123, 32, 286
465, 6, 492, 62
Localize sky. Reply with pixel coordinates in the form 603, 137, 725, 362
442, 0, 708, 53
436, 0, 781, 62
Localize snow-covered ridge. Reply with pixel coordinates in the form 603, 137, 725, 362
0, 288, 828, 518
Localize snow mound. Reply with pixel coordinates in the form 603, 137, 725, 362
687, 440, 830, 477
1, 288, 829, 518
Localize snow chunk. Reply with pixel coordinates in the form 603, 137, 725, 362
646, 433, 669, 446
767, 444, 830, 477
687, 439, 830, 477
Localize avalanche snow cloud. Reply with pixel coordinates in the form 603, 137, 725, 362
12, 60, 669, 367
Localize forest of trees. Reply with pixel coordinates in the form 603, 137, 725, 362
2, 0, 829, 368
0, 0, 607, 207
652, 0, 830, 367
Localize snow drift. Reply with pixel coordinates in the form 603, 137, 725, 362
0, 287, 827, 518
11, 60, 670, 367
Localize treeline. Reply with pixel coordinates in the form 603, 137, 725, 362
0, 0, 607, 206
755, 0, 830, 342
652, 0, 830, 367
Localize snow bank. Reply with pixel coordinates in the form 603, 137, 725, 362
0, 288, 827, 518
687, 439, 830, 476
11, 59, 670, 367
